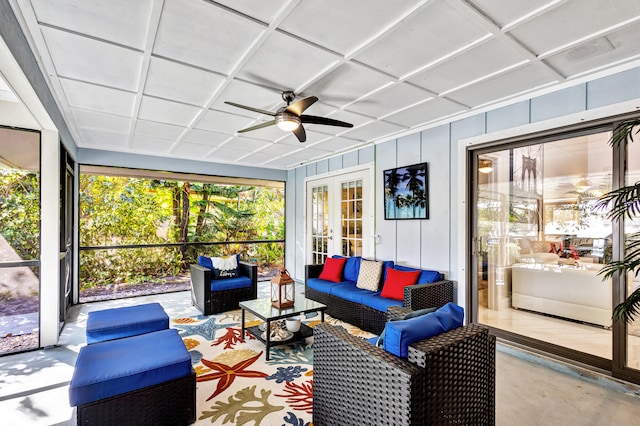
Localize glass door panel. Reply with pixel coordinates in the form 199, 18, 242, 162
475, 130, 614, 360
626, 136, 640, 370
309, 182, 330, 264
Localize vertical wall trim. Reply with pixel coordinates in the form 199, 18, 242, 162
40, 128, 60, 347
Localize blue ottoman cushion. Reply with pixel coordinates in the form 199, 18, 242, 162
86, 302, 169, 344
69, 328, 192, 407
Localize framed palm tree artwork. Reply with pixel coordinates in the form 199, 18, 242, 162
383, 162, 429, 219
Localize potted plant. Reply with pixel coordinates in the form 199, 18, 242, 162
595, 119, 640, 322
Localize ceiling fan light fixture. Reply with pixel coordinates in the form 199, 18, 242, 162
478, 159, 493, 174
276, 113, 301, 131
575, 178, 591, 193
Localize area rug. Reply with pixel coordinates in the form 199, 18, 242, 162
170, 309, 374, 425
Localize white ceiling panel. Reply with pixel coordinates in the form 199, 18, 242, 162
446, 63, 558, 107
182, 128, 230, 146
153, 0, 264, 74
134, 120, 185, 141
408, 37, 528, 94
213, 0, 289, 24
144, 57, 225, 106
308, 136, 365, 153
237, 31, 340, 91
41, 27, 143, 91
345, 83, 433, 118
507, 0, 640, 56
544, 22, 640, 77
355, 1, 489, 78
71, 109, 131, 133
138, 96, 202, 127
341, 120, 407, 142
223, 137, 272, 152
194, 109, 256, 134
207, 146, 252, 162
60, 79, 136, 116
280, 0, 423, 55
305, 62, 395, 108
467, 0, 553, 27
31, 0, 153, 50
77, 128, 130, 148
11, 0, 640, 169
131, 135, 176, 153
385, 97, 467, 128
170, 141, 214, 157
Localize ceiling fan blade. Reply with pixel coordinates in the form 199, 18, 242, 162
286, 96, 318, 116
301, 115, 354, 128
292, 125, 306, 142
224, 101, 275, 116
237, 120, 276, 133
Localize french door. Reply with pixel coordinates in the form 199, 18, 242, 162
306, 168, 373, 264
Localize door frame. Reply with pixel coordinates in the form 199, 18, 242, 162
304, 164, 375, 264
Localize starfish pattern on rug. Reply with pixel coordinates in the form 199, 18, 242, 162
174, 317, 238, 340
197, 351, 268, 400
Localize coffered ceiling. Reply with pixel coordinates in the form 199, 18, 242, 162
8, 0, 640, 170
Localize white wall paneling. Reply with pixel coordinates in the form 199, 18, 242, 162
395, 133, 422, 268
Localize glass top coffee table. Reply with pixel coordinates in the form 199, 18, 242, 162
239, 297, 327, 360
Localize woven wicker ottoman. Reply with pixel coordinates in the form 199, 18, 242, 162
69, 328, 195, 425
85, 302, 169, 344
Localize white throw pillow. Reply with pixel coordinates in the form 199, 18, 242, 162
356, 259, 383, 291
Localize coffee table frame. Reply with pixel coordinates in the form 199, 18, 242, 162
239, 297, 326, 360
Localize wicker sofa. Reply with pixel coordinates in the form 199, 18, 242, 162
305, 258, 454, 334
313, 315, 495, 426
190, 257, 257, 315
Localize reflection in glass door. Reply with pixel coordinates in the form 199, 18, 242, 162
474, 129, 615, 364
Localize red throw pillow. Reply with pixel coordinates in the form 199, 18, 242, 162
380, 268, 420, 300
319, 257, 347, 282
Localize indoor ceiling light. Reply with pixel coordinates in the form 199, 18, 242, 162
575, 178, 591, 193
478, 159, 493, 174
276, 112, 301, 132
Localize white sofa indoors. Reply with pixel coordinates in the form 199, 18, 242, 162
511, 253, 611, 327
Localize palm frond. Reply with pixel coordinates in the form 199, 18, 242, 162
593, 182, 640, 221
610, 119, 640, 147
613, 287, 640, 323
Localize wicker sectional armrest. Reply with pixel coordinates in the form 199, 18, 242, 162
403, 279, 454, 311
305, 263, 324, 280
386, 305, 413, 321
313, 323, 426, 426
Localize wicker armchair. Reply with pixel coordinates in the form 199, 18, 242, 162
190, 261, 257, 315
313, 321, 495, 426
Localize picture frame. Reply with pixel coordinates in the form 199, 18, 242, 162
383, 162, 429, 220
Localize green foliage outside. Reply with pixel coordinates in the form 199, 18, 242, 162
0, 169, 40, 261
79, 175, 284, 290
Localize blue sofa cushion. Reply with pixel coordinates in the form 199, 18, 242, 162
360, 292, 403, 312
393, 265, 443, 284
330, 283, 372, 304
381, 260, 395, 283
210, 276, 252, 291
86, 302, 169, 344
383, 302, 464, 358
306, 277, 346, 294
376, 306, 438, 347
69, 329, 192, 406
332, 255, 361, 282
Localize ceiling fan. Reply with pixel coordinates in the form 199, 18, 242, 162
224, 91, 353, 142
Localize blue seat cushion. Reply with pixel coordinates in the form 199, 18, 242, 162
329, 283, 372, 304
332, 255, 361, 282
360, 292, 403, 312
86, 302, 169, 344
393, 265, 442, 284
210, 275, 252, 291
307, 277, 350, 294
69, 329, 192, 406
383, 302, 464, 358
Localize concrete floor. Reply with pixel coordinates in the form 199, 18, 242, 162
1, 289, 640, 425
